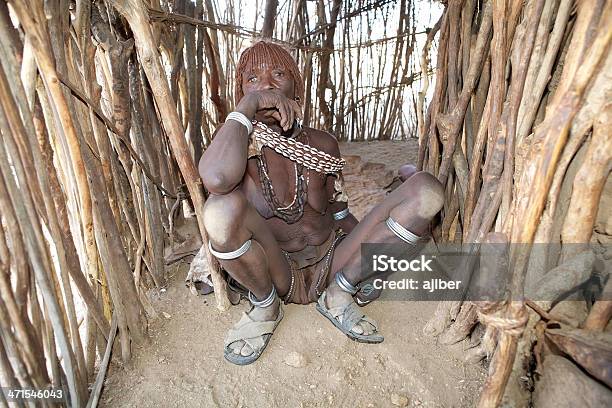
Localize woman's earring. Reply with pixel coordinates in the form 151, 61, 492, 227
293, 96, 303, 128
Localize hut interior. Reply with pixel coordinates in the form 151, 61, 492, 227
0, 0, 610, 407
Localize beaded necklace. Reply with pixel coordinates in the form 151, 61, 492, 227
252, 121, 345, 173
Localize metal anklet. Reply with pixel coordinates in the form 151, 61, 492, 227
335, 271, 359, 295
248, 286, 277, 308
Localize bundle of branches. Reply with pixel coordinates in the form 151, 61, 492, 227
0, 0, 236, 405
417, 0, 611, 406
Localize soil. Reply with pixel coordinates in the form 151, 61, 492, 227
100, 140, 487, 408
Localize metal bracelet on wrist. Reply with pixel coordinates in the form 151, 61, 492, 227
226, 111, 253, 135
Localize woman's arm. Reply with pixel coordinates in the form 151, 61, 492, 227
198, 96, 256, 194
321, 135, 358, 232
326, 173, 358, 233
199, 91, 301, 194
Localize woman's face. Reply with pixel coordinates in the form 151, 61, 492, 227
241, 63, 295, 101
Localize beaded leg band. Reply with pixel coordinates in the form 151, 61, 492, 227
249, 286, 277, 308
281, 252, 296, 304
208, 239, 252, 260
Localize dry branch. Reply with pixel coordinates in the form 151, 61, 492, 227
108, 0, 231, 311
545, 324, 612, 388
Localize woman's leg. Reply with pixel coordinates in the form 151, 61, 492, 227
322, 172, 444, 337
203, 188, 290, 358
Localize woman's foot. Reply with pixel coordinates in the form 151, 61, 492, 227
317, 280, 383, 343
224, 296, 283, 365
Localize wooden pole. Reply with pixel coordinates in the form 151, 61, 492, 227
108, 0, 231, 311
262, 0, 279, 38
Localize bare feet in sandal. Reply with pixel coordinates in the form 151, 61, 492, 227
320, 280, 383, 342
224, 296, 283, 365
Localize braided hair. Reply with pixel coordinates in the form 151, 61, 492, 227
235, 41, 305, 107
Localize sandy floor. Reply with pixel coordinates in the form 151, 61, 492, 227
100, 140, 487, 408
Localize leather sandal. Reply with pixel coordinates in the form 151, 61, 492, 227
224, 304, 284, 365
316, 292, 383, 344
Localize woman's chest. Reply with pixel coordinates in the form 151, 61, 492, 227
242, 154, 329, 220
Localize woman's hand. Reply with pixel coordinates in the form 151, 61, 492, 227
236, 90, 302, 131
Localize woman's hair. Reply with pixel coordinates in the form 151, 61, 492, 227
234, 41, 304, 106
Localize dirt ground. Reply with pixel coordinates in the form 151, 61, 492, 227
100, 140, 487, 408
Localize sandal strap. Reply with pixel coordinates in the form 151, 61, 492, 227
359, 314, 379, 331
339, 302, 366, 330
323, 293, 378, 332
224, 308, 283, 346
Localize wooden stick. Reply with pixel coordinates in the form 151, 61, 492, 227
545, 324, 612, 388
583, 266, 612, 331
479, 3, 611, 406
0, 89, 81, 406
108, 0, 231, 311
86, 314, 118, 408
476, 2, 546, 405
12, 0, 146, 363
261, 0, 279, 38
0, 298, 36, 391
517, 0, 572, 142
0, 195, 48, 389
2, 17, 98, 384
55, 70, 176, 199
499, 0, 545, 225
560, 102, 612, 258
510, 1, 611, 246
436, 1, 493, 186
416, 17, 442, 170
33, 95, 110, 337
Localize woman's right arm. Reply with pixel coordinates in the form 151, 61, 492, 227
198, 91, 301, 194
198, 95, 259, 194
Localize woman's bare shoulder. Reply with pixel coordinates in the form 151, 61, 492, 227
302, 126, 341, 158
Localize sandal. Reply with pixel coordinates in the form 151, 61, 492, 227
316, 292, 384, 344
223, 304, 284, 365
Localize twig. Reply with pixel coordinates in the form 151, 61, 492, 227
148, 6, 426, 54
86, 314, 118, 408
292, 0, 396, 45
148, 7, 259, 38
525, 299, 576, 327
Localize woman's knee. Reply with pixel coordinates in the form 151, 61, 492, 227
394, 171, 444, 219
413, 171, 444, 209
202, 190, 250, 249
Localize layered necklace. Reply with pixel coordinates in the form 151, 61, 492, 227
255, 125, 309, 224
257, 153, 307, 224
253, 120, 347, 224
